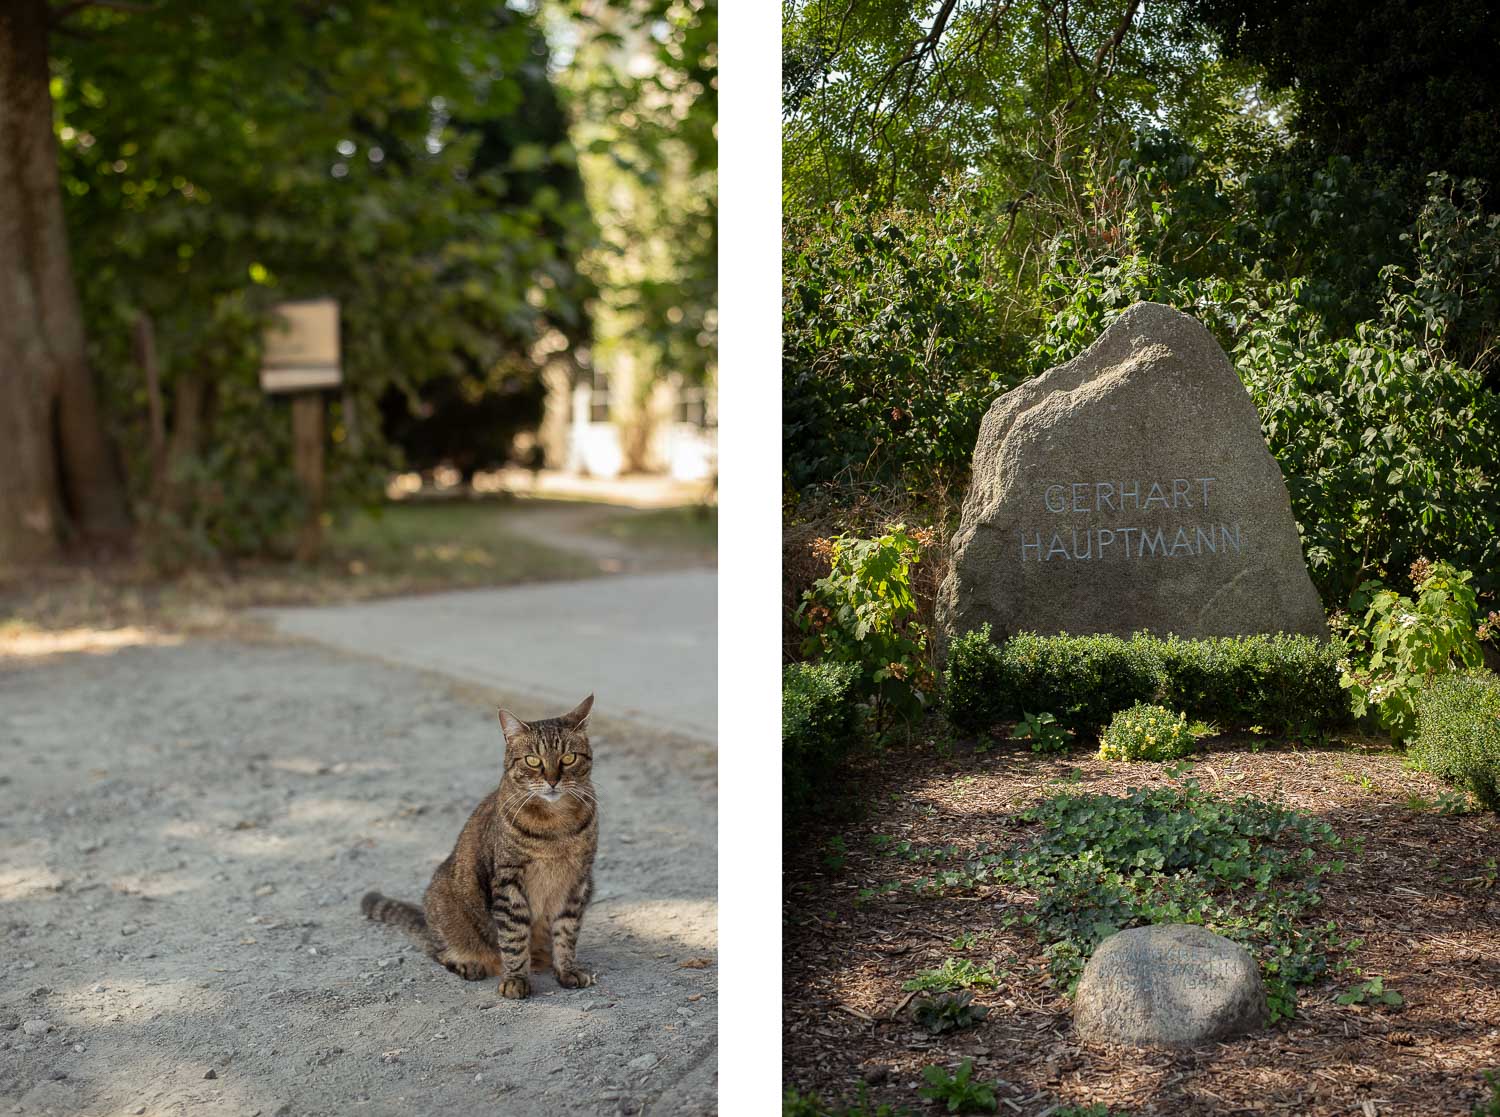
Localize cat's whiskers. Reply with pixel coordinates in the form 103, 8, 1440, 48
503, 788, 540, 829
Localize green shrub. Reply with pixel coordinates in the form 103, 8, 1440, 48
783, 662, 862, 816
1099, 703, 1197, 762
1409, 671, 1500, 811
1152, 633, 1347, 735
990, 632, 1161, 735
1340, 561, 1485, 742
796, 526, 931, 725
942, 625, 1008, 732
943, 629, 1347, 736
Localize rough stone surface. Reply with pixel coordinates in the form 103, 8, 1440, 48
1073, 924, 1269, 1048
937, 301, 1326, 647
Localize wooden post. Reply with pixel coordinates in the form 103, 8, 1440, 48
291, 392, 324, 562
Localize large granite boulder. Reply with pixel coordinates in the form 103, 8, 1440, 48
936, 302, 1326, 648
1073, 924, 1269, 1048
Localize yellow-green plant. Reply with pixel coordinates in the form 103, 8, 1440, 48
1099, 703, 1196, 762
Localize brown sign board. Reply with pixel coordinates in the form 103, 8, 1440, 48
260, 298, 342, 393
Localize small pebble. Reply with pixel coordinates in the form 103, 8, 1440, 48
120, 924, 138, 936
21, 1020, 50, 1037
204, 1068, 218, 1080
627, 1053, 658, 1072
91, 984, 107, 994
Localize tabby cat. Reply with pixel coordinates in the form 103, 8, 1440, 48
361, 694, 599, 999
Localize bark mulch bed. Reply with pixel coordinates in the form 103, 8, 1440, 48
783, 730, 1500, 1116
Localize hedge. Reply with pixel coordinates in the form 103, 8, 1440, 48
944, 626, 1348, 736
1409, 671, 1500, 811
783, 661, 862, 816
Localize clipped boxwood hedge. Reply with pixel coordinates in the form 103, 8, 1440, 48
783, 661, 862, 816
944, 625, 1348, 736
1409, 671, 1500, 810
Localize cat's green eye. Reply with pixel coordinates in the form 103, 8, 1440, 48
561, 752, 577, 766
524, 755, 542, 769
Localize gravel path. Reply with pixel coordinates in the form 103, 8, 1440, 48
0, 638, 717, 1116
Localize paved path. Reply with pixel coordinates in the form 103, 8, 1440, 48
259, 570, 717, 742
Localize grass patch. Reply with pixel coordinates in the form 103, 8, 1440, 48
0, 501, 600, 641
588, 504, 717, 550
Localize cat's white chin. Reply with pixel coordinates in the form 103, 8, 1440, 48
536, 788, 564, 803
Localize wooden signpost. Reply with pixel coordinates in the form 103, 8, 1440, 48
260, 298, 341, 562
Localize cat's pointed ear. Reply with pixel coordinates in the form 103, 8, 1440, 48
561, 694, 594, 732
497, 708, 530, 743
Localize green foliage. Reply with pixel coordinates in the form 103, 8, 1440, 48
1335, 976, 1404, 1007
1233, 245, 1500, 609
1187, 0, 1500, 199
782, 662, 863, 817
52, 1, 595, 558
561, 0, 716, 390
943, 629, 1347, 737
913, 991, 992, 1035
901, 957, 1000, 994
1003, 783, 1349, 1014
918, 1060, 998, 1115
782, 194, 1023, 490
1009, 711, 1070, 754
982, 632, 1163, 736
1474, 1071, 1500, 1117
942, 626, 1010, 733
1339, 561, 1485, 741
881, 782, 1351, 1021
1099, 704, 1197, 762
1409, 671, 1500, 811
796, 526, 931, 724
1052, 1107, 1130, 1117
783, 1087, 911, 1117
1151, 633, 1347, 736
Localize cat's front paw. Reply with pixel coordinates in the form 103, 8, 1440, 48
499, 974, 531, 1000
555, 966, 596, 989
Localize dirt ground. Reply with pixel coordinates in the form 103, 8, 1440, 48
0, 637, 717, 1116
783, 732, 1500, 1116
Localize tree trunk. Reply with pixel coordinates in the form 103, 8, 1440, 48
0, 0, 130, 565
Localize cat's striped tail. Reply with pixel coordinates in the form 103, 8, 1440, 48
361, 891, 427, 935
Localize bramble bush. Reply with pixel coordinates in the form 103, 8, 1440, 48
1409, 671, 1500, 811
1338, 560, 1485, 741
943, 627, 1347, 738
1099, 703, 1197, 762
796, 526, 932, 726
